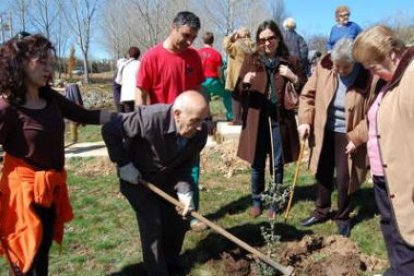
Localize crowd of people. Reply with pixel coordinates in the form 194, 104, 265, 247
0, 4, 413, 276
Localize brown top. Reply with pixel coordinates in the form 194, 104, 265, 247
0, 89, 102, 170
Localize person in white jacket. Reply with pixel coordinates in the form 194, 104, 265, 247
119, 47, 140, 112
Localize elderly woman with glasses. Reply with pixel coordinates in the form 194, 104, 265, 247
298, 38, 381, 237
0, 33, 112, 275
235, 20, 306, 219
353, 25, 414, 276
327, 5, 362, 51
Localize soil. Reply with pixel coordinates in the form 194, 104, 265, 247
217, 235, 387, 276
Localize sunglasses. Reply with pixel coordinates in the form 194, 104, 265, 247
338, 13, 350, 17
259, 35, 277, 45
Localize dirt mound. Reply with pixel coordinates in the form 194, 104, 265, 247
221, 249, 252, 276
217, 235, 386, 276
201, 140, 249, 178
66, 157, 115, 178
281, 235, 386, 275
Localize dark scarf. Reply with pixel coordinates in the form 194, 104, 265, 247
261, 55, 280, 104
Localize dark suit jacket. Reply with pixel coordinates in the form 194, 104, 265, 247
102, 104, 208, 193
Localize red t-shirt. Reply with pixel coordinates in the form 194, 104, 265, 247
137, 43, 204, 104
198, 47, 223, 78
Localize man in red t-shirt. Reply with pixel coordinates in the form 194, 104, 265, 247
136, 13, 204, 105
198, 32, 233, 121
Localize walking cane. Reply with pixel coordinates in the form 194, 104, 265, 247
139, 179, 295, 276
284, 137, 306, 222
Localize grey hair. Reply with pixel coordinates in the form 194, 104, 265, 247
331, 38, 355, 63
172, 11, 201, 30
283, 17, 296, 30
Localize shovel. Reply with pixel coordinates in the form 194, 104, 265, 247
139, 179, 295, 276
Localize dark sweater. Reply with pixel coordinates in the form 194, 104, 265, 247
0, 90, 102, 170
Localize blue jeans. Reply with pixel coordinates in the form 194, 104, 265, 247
251, 115, 283, 206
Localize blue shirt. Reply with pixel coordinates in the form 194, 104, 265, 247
327, 64, 361, 133
327, 22, 362, 50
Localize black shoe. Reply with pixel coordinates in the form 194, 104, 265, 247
337, 221, 351, 237
300, 215, 327, 227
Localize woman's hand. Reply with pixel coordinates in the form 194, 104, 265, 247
279, 65, 298, 83
345, 141, 356, 154
298, 124, 310, 139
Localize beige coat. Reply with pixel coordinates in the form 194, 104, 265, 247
298, 54, 378, 194
376, 47, 414, 246
223, 36, 255, 91
235, 53, 307, 164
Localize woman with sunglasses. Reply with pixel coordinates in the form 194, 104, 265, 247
0, 33, 112, 275
235, 20, 306, 219
327, 5, 362, 51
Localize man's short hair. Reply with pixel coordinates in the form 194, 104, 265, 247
128, 46, 140, 59
202, 32, 214, 45
173, 11, 201, 30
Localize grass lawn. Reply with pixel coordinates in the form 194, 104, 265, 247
0, 98, 388, 275
0, 155, 387, 275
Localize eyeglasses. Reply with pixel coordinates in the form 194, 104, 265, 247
259, 36, 277, 45
338, 13, 350, 18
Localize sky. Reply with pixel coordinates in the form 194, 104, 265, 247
98, 0, 413, 58
0, 0, 413, 59
285, 0, 413, 39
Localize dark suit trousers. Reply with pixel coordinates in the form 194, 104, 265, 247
373, 175, 414, 275
120, 180, 188, 276
314, 130, 352, 221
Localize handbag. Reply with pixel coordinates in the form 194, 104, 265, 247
284, 81, 299, 110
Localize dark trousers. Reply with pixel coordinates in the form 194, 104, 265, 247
120, 180, 188, 276
13, 205, 55, 276
251, 114, 283, 206
112, 82, 122, 112
231, 95, 243, 124
314, 130, 352, 222
119, 101, 135, 113
373, 175, 414, 276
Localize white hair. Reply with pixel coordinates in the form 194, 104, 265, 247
331, 38, 355, 64
283, 17, 296, 30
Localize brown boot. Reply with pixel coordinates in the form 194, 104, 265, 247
249, 206, 262, 218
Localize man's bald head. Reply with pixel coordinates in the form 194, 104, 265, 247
173, 90, 208, 113
172, 91, 209, 138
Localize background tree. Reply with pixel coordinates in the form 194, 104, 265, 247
8, 0, 30, 32
68, 46, 76, 80
58, 0, 100, 84
266, 0, 288, 26
28, 0, 60, 39
307, 35, 328, 55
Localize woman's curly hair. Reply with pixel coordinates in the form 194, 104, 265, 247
0, 32, 55, 105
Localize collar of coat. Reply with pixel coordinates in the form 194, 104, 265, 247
387, 46, 414, 90
250, 51, 292, 71
320, 53, 371, 93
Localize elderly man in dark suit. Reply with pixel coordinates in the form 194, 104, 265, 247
102, 91, 209, 276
